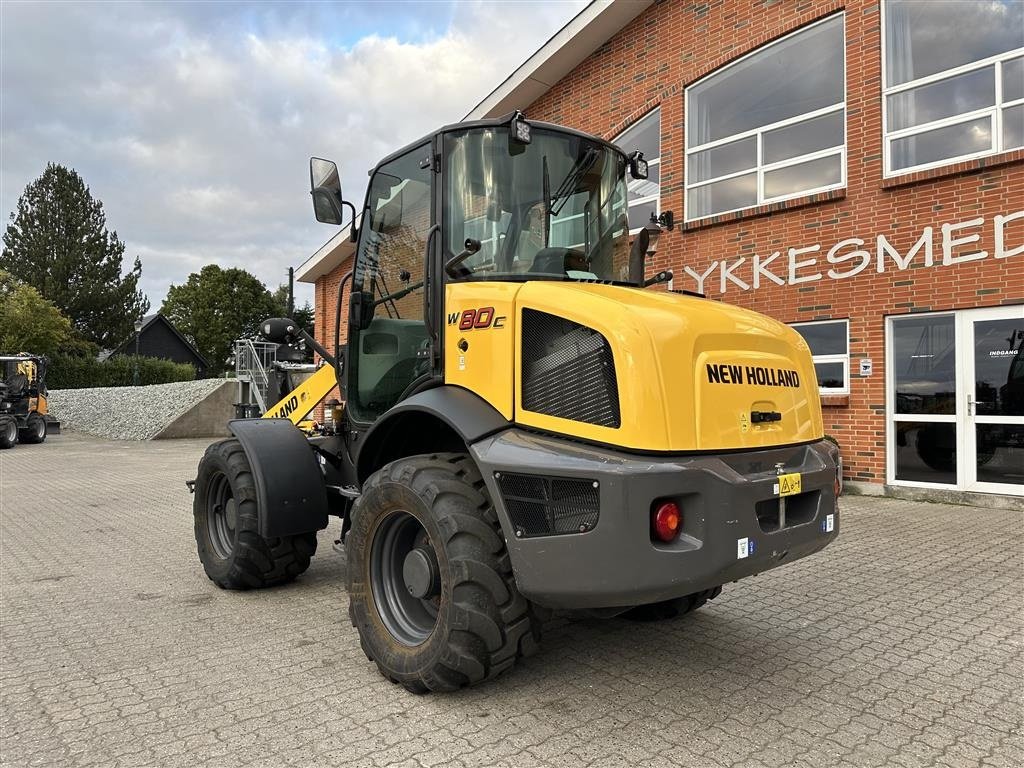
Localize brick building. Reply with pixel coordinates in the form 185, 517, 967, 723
299, 0, 1023, 500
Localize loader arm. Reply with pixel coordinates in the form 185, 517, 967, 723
262, 364, 338, 424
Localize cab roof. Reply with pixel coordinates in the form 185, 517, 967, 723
370, 113, 629, 176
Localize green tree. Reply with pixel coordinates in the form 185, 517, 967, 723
0, 270, 73, 356
161, 265, 279, 374
271, 284, 315, 334
1, 163, 150, 348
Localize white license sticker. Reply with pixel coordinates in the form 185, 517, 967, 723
772, 483, 779, 494
737, 537, 749, 559
823, 513, 835, 533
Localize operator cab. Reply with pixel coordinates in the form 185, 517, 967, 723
308, 113, 652, 425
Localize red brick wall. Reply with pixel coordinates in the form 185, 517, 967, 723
312, 255, 353, 419
312, 0, 1023, 486
523, 0, 1023, 486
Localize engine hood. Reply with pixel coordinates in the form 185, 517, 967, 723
512, 282, 824, 452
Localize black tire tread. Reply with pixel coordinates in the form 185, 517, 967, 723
349, 452, 541, 693
19, 413, 46, 444
194, 439, 316, 590
0, 417, 17, 449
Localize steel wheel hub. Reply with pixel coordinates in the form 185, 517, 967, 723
370, 511, 440, 646
207, 473, 236, 559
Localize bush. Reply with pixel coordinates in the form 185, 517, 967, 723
47, 354, 196, 389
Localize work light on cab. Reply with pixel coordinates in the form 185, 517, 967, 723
652, 501, 682, 543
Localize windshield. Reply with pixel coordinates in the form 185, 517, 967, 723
444, 126, 633, 283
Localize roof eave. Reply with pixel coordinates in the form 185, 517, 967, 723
296, 223, 358, 284
464, 0, 655, 120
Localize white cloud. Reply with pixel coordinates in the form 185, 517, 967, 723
1, 0, 588, 306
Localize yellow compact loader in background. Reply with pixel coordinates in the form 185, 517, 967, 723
189, 113, 841, 693
0, 354, 60, 449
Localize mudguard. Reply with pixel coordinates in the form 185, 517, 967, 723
355, 386, 511, 483
228, 418, 328, 538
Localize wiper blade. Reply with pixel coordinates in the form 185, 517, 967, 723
550, 147, 598, 217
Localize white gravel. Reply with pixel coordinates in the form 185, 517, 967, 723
48, 379, 229, 440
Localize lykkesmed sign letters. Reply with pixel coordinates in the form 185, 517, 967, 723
675, 210, 1024, 295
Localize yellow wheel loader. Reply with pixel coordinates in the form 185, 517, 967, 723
0, 354, 60, 448
189, 113, 841, 693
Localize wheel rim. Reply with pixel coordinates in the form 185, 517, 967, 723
4, 422, 15, 443
370, 511, 440, 647
35, 419, 45, 439
207, 472, 237, 559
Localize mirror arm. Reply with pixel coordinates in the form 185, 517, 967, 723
342, 201, 358, 241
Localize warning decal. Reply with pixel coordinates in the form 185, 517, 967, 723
777, 472, 802, 497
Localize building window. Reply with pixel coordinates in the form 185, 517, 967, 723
883, 0, 1024, 176
614, 108, 660, 231
684, 14, 846, 222
790, 319, 849, 394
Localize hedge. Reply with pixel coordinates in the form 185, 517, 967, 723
47, 354, 196, 389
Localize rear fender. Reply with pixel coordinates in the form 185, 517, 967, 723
228, 419, 329, 537
355, 386, 510, 485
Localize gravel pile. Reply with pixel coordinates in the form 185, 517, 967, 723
48, 379, 229, 441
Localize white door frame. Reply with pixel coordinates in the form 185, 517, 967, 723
963, 305, 1024, 495
886, 305, 1024, 496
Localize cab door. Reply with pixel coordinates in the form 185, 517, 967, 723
346, 143, 435, 425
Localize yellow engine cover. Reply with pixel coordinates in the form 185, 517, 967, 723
445, 282, 823, 452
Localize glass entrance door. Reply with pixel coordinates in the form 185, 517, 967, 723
888, 305, 1024, 496
965, 307, 1024, 494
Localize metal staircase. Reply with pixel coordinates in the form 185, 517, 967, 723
234, 339, 278, 413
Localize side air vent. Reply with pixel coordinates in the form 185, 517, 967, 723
496, 473, 600, 537
521, 309, 620, 427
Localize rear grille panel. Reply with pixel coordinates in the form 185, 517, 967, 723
497, 473, 599, 537
755, 490, 820, 533
521, 309, 620, 428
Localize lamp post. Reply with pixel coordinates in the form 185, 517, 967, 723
133, 318, 143, 386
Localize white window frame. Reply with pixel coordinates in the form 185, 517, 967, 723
613, 107, 661, 234
789, 319, 850, 395
684, 13, 847, 223
881, 0, 1024, 178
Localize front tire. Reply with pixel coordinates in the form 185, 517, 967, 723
0, 418, 17, 449
347, 453, 541, 693
19, 413, 46, 444
193, 439, 317, 589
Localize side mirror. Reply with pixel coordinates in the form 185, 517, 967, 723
310, 157, 345, 226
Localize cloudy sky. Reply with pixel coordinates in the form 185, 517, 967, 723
1, 0, 588, 307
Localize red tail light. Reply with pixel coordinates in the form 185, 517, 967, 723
652, 501, 681, 542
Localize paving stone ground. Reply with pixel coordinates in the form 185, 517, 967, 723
0, 432, 1021, 768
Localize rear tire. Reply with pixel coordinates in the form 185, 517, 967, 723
347, 453, 541, 693
622, 586, 722, 622
0, 418, 17, 449
19, 413, 46, 444
193, 439, 317, 589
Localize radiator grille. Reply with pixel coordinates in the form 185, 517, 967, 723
497, 473, 599, 537
521, 309, 620, 428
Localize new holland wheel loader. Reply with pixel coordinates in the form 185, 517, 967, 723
190, 113, 841, 693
